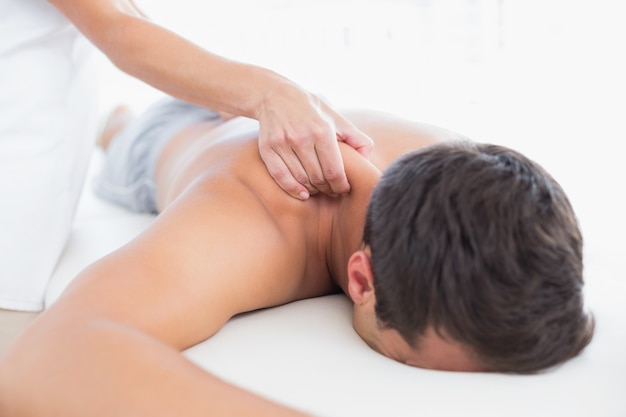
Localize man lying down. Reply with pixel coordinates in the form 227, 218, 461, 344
0, 97, 594, 416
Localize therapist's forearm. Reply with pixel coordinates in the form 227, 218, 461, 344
101, 14, 290, 118
51, 0, 293, 120
0, 319, 309, 416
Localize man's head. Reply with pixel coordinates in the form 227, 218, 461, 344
348, 141, 594, 373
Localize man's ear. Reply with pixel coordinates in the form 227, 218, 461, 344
347, 250, 375, 305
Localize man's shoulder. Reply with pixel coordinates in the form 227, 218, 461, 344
341, 109, 459, 171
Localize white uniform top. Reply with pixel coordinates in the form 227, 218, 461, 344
0, 0, 99, 311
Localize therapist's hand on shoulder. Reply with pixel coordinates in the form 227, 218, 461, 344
256, 82, 373, 200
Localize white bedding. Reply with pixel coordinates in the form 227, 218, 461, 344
46, 149, 626, 417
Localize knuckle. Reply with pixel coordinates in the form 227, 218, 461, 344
261, 132, 286, 149
294, 173, 310, 185
259, 140, 276, 155
284, 183, 302, 195
271, 137, 289, 150
311, 121, 332, 141
295, 122, 331, 148
322, 167, 342, 182
271, 166, 291, 181
289, 131, 310, 149
309, 176, 327, 188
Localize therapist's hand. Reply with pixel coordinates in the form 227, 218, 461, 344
256, 83, 373, 200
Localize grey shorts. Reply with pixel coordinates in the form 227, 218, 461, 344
94, 97, 220, 214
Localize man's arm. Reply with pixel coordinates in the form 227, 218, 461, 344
48, 0, 373, 199
0, 182, 308, 416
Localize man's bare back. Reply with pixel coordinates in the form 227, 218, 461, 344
150, 111, 452, 307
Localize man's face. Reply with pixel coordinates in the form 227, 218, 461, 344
347, 249, 486, 372
352, 302, 485, 372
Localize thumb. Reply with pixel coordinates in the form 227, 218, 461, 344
337, 127, 374, 159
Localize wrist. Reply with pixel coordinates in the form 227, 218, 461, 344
252, 70, 288, 120
253, 74, 316, 123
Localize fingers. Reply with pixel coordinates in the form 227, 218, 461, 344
286, 117, 349, 197
309, 133, 349, 197
259, 146, 311, 200
259, 125, 349, 199
337, 126, 374, 159
256, 86, 368, 200
322, 104, 374, 159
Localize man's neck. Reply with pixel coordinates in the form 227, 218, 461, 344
326, 145, 382, 294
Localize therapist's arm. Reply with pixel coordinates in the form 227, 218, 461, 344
48, 0, 373, 199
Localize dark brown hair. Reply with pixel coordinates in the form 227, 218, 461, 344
363, 141, 594, 373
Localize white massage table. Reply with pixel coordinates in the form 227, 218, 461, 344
46, 149, 626, 417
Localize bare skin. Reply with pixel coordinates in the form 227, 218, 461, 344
0, 109, 468, 416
